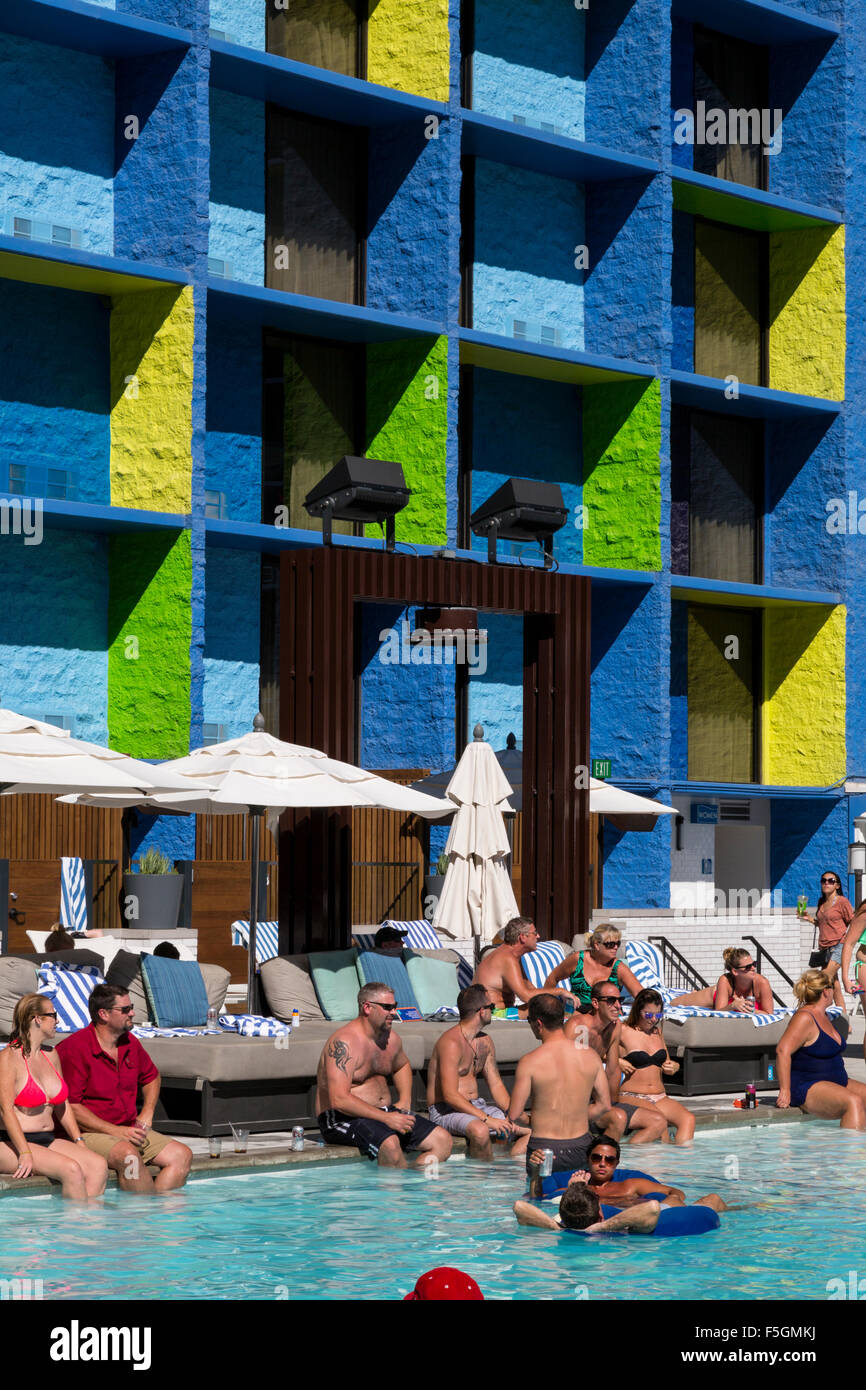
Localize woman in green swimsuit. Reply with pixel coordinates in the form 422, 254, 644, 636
543, 925, 642, 1010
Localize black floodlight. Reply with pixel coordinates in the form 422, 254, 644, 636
470, 477, 568, 567
304, 456, 411, 550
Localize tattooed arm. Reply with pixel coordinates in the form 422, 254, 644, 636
320, 1032, 408, 1126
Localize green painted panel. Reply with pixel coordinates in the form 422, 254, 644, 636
366, 336, 447, 546
582, 378, 661, 570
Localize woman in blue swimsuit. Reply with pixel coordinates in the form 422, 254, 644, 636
775, 969, 866, 1128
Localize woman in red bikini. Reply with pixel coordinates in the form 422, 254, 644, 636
0, 993, 107, 1200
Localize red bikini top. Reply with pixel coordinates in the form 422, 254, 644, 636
14, 1052, 69, 1108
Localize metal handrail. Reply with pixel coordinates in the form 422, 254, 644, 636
648, 936, 709, 992
742, 934, 794, 1009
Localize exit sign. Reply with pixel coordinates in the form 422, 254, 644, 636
591, 758, 612, 779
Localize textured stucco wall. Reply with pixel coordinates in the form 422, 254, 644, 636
0, 280, 110, 504
367, 0, 450, 102
769, 226, 845, 400
205, 319, 262, 520
671, 211, 695, 372
358, 602, 455, 770
107, 531, 192, 757
770, 797, 849, 909
203, 549, 260, 739
366, 119, 453, 321
366, 336, 447, 545
592, 583, 667, 782
765, 414, 845, 592
471, 0, 585, 139
0, 532, 109, 743
669, 600, 688, 781
209, 0, 263, 48
110, 286, 194, 512
469, 368, 581, 564
208, 90, 265, 285
601, 815, 673, 911
584, 177, 667, 367
582, 379, 661, 570
585, 0, 665, 159
467, 614, 523, 752
0, 36, 114, 254
769, 34, 845, 210
473, 161, 584, 351
764, 605, 846, 785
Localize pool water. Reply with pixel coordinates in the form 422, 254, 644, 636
2, 1123, 865, 1300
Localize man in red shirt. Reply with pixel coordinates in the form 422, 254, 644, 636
57, 983, 192, 1194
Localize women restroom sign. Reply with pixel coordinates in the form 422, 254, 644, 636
690, 803, 719, 824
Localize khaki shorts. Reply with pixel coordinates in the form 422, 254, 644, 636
82, 1129, 173, 1166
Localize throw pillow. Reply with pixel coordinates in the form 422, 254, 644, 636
309, 948, 361, 1021
356, 951, 420, 1011
404, 952, 459, 1015
139, 955, 210, 1029
259, 955, 326, 1023
36, 962, 105, 1033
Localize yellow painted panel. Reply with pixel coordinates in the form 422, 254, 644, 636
110, 285, 194, 512
763, 605, 846, 784
769, 224, 845, 401
366, 0, 449, 102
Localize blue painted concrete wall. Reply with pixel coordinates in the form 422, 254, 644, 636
472, 161, 584, 351
358, 603, 456, 772
205, 318, 262, 520
770, 36, 843, 210
0, 281, 109, 504
127, 810, 195, 864
208, 91, 265, 285
209, 0, 263, 49
671, 211, 694, 372
602, 815, 673, 910
0, 532, 109, 743
366, 118, 453, 321
669, 599, 688, 781
469, 368, 581, 564
471, 0, 585, 140
592, 583, 668, 782
202, 549, 261, 739
770, 797, 849, 907
765, 416, 844, 591
0, 36, 114, 255
584, 177, 666, 367
467, 614, 523, 753
586, 0, 665, 159
845, 0, 866, 781
670, 18, 693, 171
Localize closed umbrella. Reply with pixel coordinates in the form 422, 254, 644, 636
432, 725, 519, 954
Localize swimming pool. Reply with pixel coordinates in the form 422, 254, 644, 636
1, 1123, 864, 1300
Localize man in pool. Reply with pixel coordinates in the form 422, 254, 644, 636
474, 918, 579, 1011
569, 1136, 727, 1211
316, 983, 453, 1169
567, 983, 668, 1146
507, 993, 615, 1176
427, 984, 531, 1159
514, 1185, 662, 1234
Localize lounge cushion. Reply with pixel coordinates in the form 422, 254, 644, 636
106, 951, 230, 1024
260, 955, 326, 1024
0, 957, 39, 1038
36, 962, 104, 1032
143, 1027, 427, 1082
663, 1015, 789, 1048
404, 951, 459, 1015
309, 948, 360, 1021
356, 950, 420, 1010
140, 955, 210, 1029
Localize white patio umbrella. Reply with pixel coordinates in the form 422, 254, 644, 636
589, 777, 678, 829
432, 725, 520, 954
0, 709, 172, 796
77, 716, 451, 1007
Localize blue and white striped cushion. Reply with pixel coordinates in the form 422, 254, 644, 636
380, 920, 442, 951
36, 962, 104, 1032
520, 940, 569, 990
663, 1006, 796, 1027
624, 940, 665, 991
60, 857, 88, 934
132, 1025, 205, 1038
231, 920, 280, 965
219, 1013, 290, 1038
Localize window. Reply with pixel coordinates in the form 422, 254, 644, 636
267, 0, 364, 78
201, 723, 227, 747
694, 219, 766, 385
671, 408, 762, 583
266, 108, 366, 305
688, 604, 760, 783
693, 25, 769, 190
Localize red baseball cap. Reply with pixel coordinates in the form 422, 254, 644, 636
404, 1268, 484, 1301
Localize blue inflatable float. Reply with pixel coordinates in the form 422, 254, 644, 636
539, 1167, 720, 1238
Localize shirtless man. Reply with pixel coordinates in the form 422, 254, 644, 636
579, 1136, 726, 1211
427, 985, 530, 1159
566, 981, 667, 1146
507, 992, 614, 1178
474, 918, 578, 1010
513, 1187, 662, 1235
316, 983, 453, 1169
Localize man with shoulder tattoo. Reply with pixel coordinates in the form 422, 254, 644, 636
316, 982, 453, 1169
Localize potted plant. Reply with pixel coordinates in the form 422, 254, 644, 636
122, 848, 183, 932
422, 852, 450, 922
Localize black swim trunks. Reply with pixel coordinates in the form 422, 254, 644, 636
590, 1101, 640, 1136
318, 1106, 437, 1161
526, 1132, 593, 1177
0, 1129, 56, 1148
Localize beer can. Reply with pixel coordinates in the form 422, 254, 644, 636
538, 1148, 554, 1178
291, 1126, 305, 1152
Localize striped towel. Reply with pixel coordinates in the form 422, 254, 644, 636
231, 920, 280, 965
37, 962, 104, 1032
133, 1025, 208, 1038
520, 939, 570, 990
60, 857, 89, 934
219, 1014, 290, 1038
663, 1006, 796, 1027
380, 920, 441, 950
624, 940, 666, 991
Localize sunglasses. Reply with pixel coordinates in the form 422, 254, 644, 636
372, 1001, 398, 1013
733, 963, 756, 972
599, 940, 620, 948
113, 1004, 135, 1015
642, 1012, 664, 1021
598, 996, 622, 1006
591, 1154, 617, 1164
40, 1010, 58, 1020
821, 878, 838, 885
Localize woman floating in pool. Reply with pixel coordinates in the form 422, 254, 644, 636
775, 969, 866, 1129
675, 947, 773, 1013
614, 989, 695, 1143
542, 925, 642, 1011
0, 993, 107, 1201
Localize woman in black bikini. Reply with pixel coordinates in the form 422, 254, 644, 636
0, 993, 107, 1200
614, 988, 695, 1143
775, 970, 866, 1128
